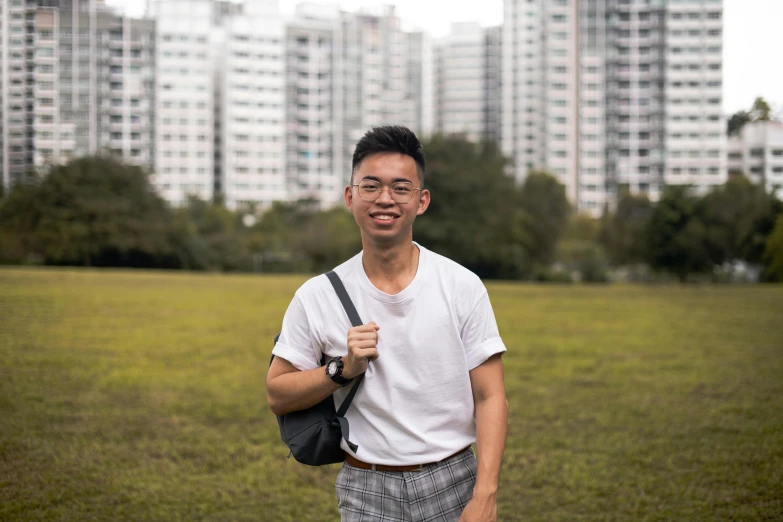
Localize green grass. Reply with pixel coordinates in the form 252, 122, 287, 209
1, 268, 782, 521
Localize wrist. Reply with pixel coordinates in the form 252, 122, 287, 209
325, 356, 353, 386
341, 357, 361, 380
472, 481, 498, 499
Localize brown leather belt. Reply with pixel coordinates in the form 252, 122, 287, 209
344, 446, 471, 472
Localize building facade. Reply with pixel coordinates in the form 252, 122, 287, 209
728, 121, 783, 195
152, 0, 213, 205
216, 0, 286, 210
502, 0, 726, 214
434, 22, 502, 144
285, 3, 340, 205
283, 4, 428, 208
1, 0, 154, 186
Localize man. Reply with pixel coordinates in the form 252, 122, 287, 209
267, 126, 508, 521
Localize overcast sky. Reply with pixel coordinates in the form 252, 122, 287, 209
107, 0, 783, 116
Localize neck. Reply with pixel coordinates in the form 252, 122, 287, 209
361, 237, 420, 295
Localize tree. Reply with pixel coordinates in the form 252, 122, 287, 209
599, 190, 652, 265
762, 215, 783, 282
296, 207, 362, 274
414, 136, 531, 279
177, 196, 252, 271
727, 110, 751, 136
645, 185, 711, 282
750, 96, 772, 122
700, 176, 783, 266
0, 156, 177, 267
518, 170, 571, 269
727, 97, 776, 136
558, 214, 609, 283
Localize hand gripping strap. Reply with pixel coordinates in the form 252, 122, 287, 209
325, 271, 364, 454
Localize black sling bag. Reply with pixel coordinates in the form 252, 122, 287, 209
269, 271, 365, 466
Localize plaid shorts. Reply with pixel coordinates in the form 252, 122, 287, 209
335, 448, 477, 522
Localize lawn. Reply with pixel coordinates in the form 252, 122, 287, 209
1, 267, 782, 521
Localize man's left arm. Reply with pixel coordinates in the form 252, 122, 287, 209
460, 353, 508, 522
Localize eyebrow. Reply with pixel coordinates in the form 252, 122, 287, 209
359, 176, 414, 184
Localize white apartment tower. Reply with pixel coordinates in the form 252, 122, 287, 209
662, 0, 726, 197
285, 3, 340, 205
434, 23, 502, 144
284, 4, 428, 207
1, 0, 154, 188
728, 121, 783, 195
152, 0, 214, 205
152, 0, 285, 209
503, 0, 725, 214
2, 0, 40, 185
338, 6, 427, 187
216, 0, 286, 210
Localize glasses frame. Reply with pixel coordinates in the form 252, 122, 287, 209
351, 181, 424, 204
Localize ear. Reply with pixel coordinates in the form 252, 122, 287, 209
416, 189, 430, 216
344, 184, 353, 210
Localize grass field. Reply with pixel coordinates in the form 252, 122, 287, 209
1, 267, 782, 521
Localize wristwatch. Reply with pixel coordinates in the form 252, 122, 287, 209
325, 356, 353, 386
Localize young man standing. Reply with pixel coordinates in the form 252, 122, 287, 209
267, 126, 508, 521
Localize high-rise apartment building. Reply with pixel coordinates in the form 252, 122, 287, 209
152, 0, 214, 205
285, 3, 340, 205
502, 0, 725, 214
338, 5, 427, 188
434, 23, 502, 144
284, 4, 429, 207
661, 0, 726, 197
1, 0, 154, 187
151, 0, 286, 209
728, 121, 783, 194
2, 0, 40, 185
215, 0, 286, 210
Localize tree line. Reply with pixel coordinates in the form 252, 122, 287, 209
1, 136, 782, 282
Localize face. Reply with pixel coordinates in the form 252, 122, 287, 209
344, 152, 430, 248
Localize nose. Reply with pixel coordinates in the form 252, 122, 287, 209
375, 185, 395, 205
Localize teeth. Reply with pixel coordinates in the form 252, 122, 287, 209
374, 215, 394, 221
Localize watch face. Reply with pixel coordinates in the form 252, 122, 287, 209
327, 360, 338, 376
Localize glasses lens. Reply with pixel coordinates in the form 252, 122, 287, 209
390, 182, 413, 203
358, 181, 380, 201
357, 181, 415, 203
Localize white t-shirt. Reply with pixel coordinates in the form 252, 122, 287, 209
272, 243, 506, 465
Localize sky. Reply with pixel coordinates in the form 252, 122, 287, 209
106, 0, 783, 117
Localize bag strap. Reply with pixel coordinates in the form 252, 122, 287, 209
325, 271, 365, 453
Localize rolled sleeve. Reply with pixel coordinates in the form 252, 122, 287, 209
271, 294, 322, 371
461, 289, 507, 370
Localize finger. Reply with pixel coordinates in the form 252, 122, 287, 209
350, 339, 378, 350
353, 323, 378, 332
356, 348, 380, 361
351, 347, 379, 359
367, 321, 380, 330
349, 331, 379, 342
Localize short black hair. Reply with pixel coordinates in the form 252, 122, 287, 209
351, 125, 425, 186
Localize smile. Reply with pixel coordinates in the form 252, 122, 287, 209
370, 213, 399, 223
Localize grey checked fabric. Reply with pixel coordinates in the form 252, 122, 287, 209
335, 448, 478, 522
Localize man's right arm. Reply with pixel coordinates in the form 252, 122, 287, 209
266, 321, 381, 416
266, 357, 341, 416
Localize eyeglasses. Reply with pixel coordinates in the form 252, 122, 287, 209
351, 180, 423, 204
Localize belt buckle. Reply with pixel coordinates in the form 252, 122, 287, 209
413, 464, 423, 472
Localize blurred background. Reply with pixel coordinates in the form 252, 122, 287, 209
1, 0, 783, 281
2, 2, 783, 521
